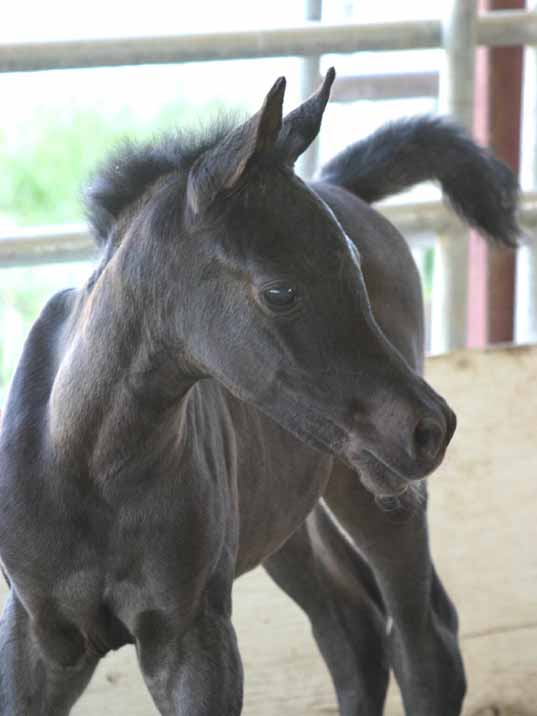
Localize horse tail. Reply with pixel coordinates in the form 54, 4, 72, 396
318, 116, 520, 246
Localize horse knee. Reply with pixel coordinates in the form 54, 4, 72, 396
137, 608, 244, 716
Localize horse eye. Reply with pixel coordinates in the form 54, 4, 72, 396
263, 286, 297, 311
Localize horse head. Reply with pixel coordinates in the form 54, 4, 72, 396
172, 69, 455, 497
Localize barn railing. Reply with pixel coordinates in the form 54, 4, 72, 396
2, 11, 537, 71
1, 2, 536, 352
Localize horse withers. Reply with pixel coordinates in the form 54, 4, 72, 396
0, 70, 518, 715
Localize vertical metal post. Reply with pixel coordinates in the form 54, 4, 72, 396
431, 0, 477, 353
297, 0, 322, 179
468, 19, 491, 349
516, 2, 537, 343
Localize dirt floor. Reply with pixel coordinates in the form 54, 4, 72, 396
1, 344, 536, 715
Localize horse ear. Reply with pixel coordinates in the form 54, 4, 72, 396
277, 67, 335, 166
187, 77, 286, 217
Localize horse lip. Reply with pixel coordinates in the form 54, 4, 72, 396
348, 442, 448, 496
350, 449, 410, 497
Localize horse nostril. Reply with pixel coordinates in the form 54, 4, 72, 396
413, 418, 445, 462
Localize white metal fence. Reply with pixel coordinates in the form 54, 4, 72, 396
1, 2, 537, 352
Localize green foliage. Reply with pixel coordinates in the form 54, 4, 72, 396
1, 110, 124, 226
0, 99, 235, 227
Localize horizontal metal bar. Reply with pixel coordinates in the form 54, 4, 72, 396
0, 225, 96, 267
383, 190, 537, 236
478, 8, 537, 47
2, 192, 535, 269
0, 22, 440, 73
381, 198, 455, 235
331, 72, 438, 102
1, 11, 535, 74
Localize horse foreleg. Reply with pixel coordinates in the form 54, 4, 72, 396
0, 590, 98, 716
324, 464, 466, 716
136, 596, 243, 716
264, 504, 390, 716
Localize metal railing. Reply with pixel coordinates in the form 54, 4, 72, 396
2, 12, 537, 72
1, 3, 536, 351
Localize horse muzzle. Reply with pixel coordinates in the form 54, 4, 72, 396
343, 399, 457, 497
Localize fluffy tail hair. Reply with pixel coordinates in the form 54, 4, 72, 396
319, 116, 520, 246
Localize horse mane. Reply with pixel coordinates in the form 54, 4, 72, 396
84, 117, 240, 249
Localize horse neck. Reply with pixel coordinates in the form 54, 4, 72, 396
48, 243, 197, 478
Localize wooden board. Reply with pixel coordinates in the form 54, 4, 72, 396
1, 344, 536, 715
